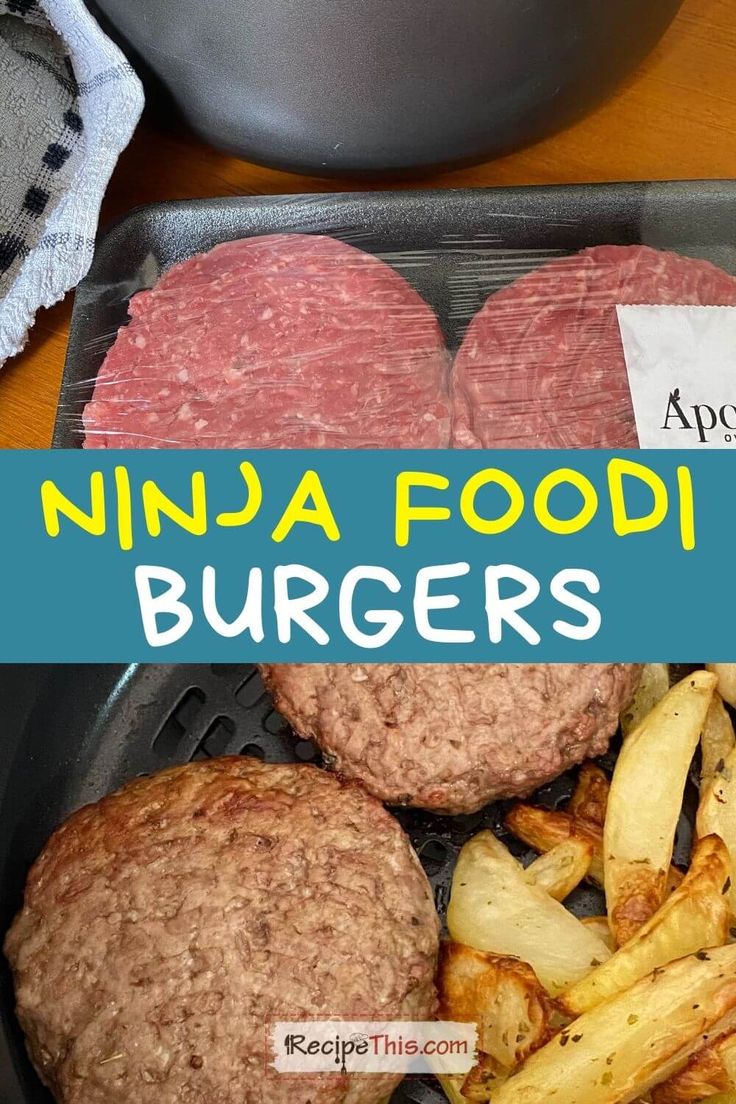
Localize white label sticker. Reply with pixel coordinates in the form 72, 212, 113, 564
269, 1020, 477, 1075
616, 304, 736, 448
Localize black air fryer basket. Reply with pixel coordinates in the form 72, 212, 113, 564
0, 664, 700, 1104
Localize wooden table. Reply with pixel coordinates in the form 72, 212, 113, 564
1, 0, 733, 448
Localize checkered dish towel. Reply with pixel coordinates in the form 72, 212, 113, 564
0, 0, 143, 364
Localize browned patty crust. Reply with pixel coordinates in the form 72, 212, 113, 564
261, 663, 641, 814
4, 757, 439, 1104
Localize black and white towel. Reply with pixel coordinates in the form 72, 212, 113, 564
0, 0, 143, 364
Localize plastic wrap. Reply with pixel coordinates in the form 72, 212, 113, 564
57, 184, 736, 450
452, 245, 736, 449
81, 234, 452, 449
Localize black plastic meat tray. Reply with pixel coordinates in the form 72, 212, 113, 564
0, 663, 700, 1104
54, 180, 736, 446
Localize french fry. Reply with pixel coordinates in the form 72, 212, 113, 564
447, 831, 611, 996
621, 664, 671, 738
487, 945, 736, 1104
461, 1057, 511, 1102
708, 665, 736, 709
506, 804, 606, 886
651, 1030, 736, 1103
701, 694, 736, 789
581, 916, 617, 953
568, 764, 610, 827
439, 668, 735, 1104
438, 942, 556, 1071
506, 803, 683, 899
562, 835, 731, 1016
604, 670, 716, 946
524, 838, 593, 901
438, 934, 559, 1103
697, 743, 736, 917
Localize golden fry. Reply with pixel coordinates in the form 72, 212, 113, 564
447, 831, 611, 995
461, 1056, 510, 1102
505, 804, 606, 885
488, 945, 736, 1104
562, 835, 731, 1016
698, 742, 736, 918
438, 942, 556, 1070
621, 664, 671, 738
506, 804, 685, 899
437, 942, 553, 1103
605, 670, 716, 946
568, 763, 610, 827
524, 838, 593, 901
651, 1030, 736, 1103
701, 694, 736, 789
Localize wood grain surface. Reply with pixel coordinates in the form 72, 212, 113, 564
1, 0, 734, 448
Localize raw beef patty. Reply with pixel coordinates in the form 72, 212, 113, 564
83, 234, 451, 448
260, 663, 642, 814
4, 757, 439, 1104
452, 244, 736, 448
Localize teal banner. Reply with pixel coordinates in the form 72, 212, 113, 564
0, 449, 731, 662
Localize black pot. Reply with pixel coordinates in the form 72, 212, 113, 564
95, 0, 682, 173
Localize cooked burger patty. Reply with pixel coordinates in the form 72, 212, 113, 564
4, 758, 439, 1104
261, 664, 641, 814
